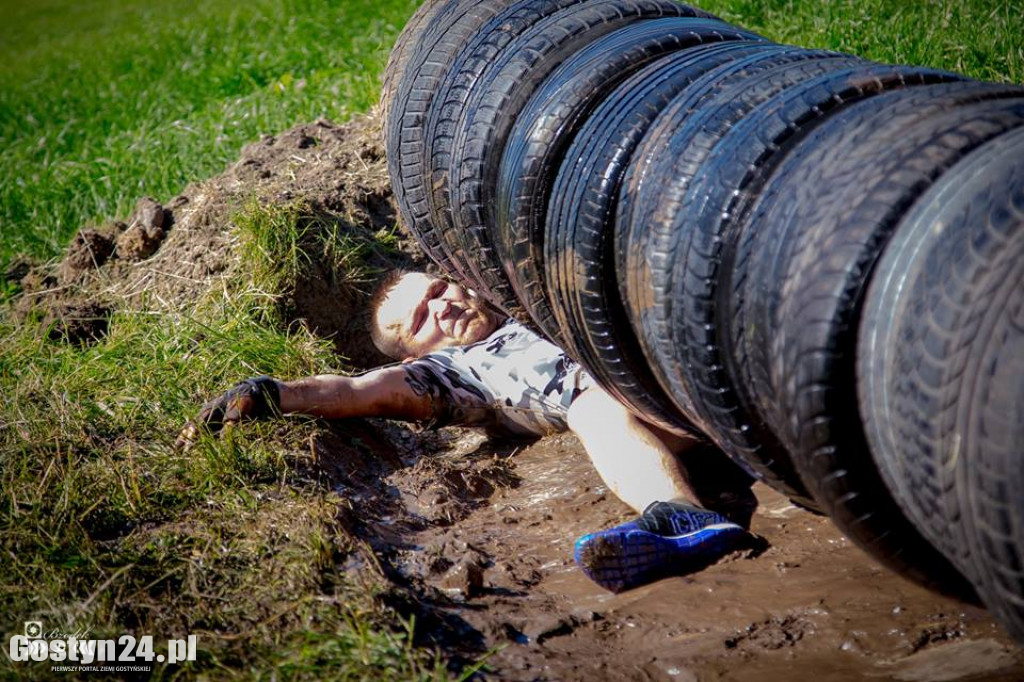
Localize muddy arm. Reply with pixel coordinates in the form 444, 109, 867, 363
279, 366, 432, 421
177, 366, 434, 449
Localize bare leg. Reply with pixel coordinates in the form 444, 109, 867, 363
567, 387, 702, 513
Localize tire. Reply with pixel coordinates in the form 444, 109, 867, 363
744, 81, 1024, 601
967, 275, 1024, 641
701, 64, 965, 508
607, 48, 859, 451
443, 0, 710, 315
497, 36, 768, 338
859, 126, 1024, 639
545, 48, 854, 436
540, 46, 782, 434
386, 0, 526, 277
379, 0, 449, 136
419, 0, 588, 296
650, 64, 963, 510
617, 48, 853, 417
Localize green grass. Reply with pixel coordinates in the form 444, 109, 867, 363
0, 202, 456, 679
699, 0, 1023, 83
234, 198, 391, 315
0, 0, 417, 265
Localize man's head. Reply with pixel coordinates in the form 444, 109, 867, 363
369, 271, 503, 359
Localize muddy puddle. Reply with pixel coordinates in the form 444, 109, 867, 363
361, 429, 1024, 681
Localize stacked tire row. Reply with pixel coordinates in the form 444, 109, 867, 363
381, 0, 1024, 641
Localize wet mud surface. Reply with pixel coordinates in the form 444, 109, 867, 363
361, 429, 1024, 681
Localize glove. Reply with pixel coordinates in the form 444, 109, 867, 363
176, 375, 281, 449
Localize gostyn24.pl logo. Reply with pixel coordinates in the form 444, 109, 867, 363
8, 620, 198, 666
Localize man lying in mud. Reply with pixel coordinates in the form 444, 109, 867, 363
179, 270, 755, 592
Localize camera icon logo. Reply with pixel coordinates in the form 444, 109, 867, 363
24, 621, 43, 639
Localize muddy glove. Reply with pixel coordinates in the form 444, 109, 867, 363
176, 376, 281, 449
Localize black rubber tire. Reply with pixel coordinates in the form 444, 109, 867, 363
379, 0, 449, 136
742, 81, 1024, 446
742, 81, 1024, 601
701, 64, 966, 508
418, 0, 587, 295
858, 125, 1024, 640
965, 270, 1024, 641
649, 64, 963, 510
442, 0, 709, 314
387, 0, 528, 277
496, 35, 767, 337
604, 48, 859, 444
545, 47, 854, 435
617, 48, 853, 423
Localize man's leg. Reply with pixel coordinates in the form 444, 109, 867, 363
567, 386, 700, 513
567, 387, 752, 592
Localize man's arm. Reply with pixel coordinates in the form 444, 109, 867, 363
278, 367, 432, 421
177, 365, 433, 447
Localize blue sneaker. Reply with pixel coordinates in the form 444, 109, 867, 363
574, 500, 747, 592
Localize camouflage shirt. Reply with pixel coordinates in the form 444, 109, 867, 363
400, 319, 595, 437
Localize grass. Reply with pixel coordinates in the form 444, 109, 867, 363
1, 0, 1021, 678
0, 0, 418, 265
234, 198, 390, 317
700, 0, 1023, 86
0, 201, 454, 679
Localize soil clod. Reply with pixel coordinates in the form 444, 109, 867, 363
116, 197, 169, 261
440, 559, 485, 599
42, 301, 111, 345
61, 228, 114, 279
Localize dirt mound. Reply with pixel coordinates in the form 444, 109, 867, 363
13, 114, 428, 365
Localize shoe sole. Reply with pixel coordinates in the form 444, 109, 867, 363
574, 523, 745, 592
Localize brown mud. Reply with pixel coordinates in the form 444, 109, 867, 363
373, 430, 1024, 681
10, 114, 1024, 680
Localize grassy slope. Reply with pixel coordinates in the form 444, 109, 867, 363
0, 0, 411, 263
0, 0, 1021, 679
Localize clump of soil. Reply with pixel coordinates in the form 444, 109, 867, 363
41, 301, 112, 346
116, 197, 169, 261
14, 114, 427, 363
61, 228, 115, 278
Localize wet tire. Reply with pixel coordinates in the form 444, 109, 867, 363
387, 0, 528, 276
607, 48, 861, 473
497, 35, 767, 337
379, 0, 449, 136
649, 64, 962, 510
443, 0, 707, 315
418, 0, 587, 294
859, 126, 1024, 639
741, 81, 1024, 601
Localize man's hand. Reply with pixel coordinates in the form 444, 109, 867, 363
175, 376, 281, 449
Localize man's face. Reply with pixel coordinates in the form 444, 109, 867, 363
375, 273, 501, 358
